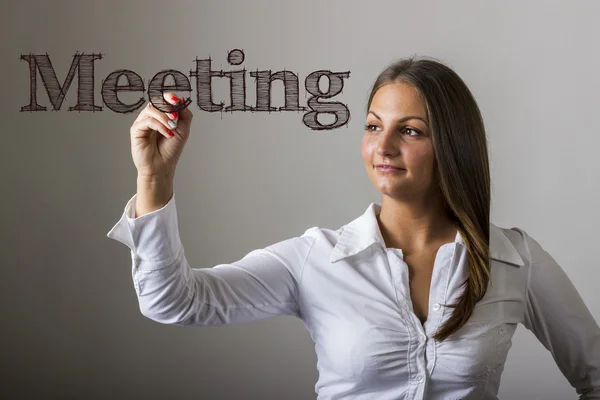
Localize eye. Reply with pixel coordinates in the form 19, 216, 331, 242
364, 124, 422, 136
402, 127, 421, 136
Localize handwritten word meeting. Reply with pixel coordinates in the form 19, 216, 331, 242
20, 49, 352, 130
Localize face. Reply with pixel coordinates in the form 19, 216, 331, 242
361, 82, 437, 202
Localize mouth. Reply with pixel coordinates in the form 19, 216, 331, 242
374, 164, 405, 171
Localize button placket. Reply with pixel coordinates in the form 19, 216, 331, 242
385, 248, 410, 308
424, 244, 458, 335
385, 247, 430, 395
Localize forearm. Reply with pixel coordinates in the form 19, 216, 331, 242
136, 175, 174, 217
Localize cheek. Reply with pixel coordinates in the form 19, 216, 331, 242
360, 140, 369, 160
408, 146, 434, 169
361, 138, 376, 160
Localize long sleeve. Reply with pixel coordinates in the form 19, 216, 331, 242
106, 193, 317, 326
521, 230, 600, 399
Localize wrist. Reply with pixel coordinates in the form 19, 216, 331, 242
137, 169, 174, 184
135, 175, 174, 217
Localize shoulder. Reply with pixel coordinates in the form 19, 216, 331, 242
259, 225, 341, 260
490, 223, 532, 267
302, 226, 345, 245
491, 223, 554, 269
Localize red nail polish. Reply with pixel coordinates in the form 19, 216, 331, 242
168, 112, 178, 119
171, 95, 178, 102
168, 130, 174, 137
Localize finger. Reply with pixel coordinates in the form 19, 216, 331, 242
134, 102, 152, 123
145, 102, 179, 132
176, 98, 193, 122
131, 115, 175, 140
148, 92, 181, 114
163, 92, 193, 121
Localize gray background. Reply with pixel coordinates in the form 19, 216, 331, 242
2, 0, 599, 399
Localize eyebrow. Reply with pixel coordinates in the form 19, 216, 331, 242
368, 111, 429, 127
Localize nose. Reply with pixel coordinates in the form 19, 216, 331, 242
376, 128, 399, 157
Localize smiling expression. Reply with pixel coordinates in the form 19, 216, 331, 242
361, 82, 437, 201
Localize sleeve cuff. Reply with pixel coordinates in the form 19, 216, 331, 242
106, 192, 183, 264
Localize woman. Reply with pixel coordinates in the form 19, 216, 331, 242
107, 56, 600, 399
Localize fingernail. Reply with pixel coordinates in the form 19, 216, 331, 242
171, 95, 179, 103
168, 112, 178, 119
168, 130, 175, 137
167, 119, 177, 129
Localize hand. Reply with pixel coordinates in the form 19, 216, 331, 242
129, 92, 193, 180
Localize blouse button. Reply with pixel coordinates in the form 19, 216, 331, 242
417, 375, 424, 383
432, 303, 441, 311
420, 333, 427, 342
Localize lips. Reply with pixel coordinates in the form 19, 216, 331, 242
375, 164, 404, 170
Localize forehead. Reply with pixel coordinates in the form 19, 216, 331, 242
369, 82, 427, 118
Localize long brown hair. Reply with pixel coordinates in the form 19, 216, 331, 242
366, 56, 491, 342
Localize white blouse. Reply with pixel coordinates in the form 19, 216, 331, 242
107, 193, 600, 399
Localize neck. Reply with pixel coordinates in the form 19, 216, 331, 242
377, 194, 456, 252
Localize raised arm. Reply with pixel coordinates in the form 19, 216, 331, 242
107, 192, 317, 326
520, 230, 600, 399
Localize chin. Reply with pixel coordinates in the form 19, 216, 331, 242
375, 184, 403, 195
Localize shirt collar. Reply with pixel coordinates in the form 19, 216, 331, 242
329, 202, 525, 267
